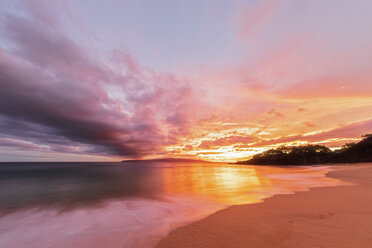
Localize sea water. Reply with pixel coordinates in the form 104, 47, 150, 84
0, 162, 341, 248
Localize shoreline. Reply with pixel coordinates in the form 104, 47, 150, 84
155, 163, 372, 248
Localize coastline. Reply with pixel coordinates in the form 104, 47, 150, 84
155, 163, 372, 248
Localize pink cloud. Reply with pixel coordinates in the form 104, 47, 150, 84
252, 119, 372, 148
238, 0, 284, 40
276, 74, 372, 99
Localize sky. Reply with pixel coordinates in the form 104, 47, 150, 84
0, 0, 372, 162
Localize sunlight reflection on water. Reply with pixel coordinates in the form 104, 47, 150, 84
160, 163, 341, 205
0, 162, 343, 248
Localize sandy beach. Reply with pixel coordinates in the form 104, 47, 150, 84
156, 164, 372, 248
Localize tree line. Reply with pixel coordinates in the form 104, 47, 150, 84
237, 134, 372, 165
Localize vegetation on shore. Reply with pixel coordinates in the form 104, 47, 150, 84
237, 134, 372, 165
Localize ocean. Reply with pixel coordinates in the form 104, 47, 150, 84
0, 162, 341, 248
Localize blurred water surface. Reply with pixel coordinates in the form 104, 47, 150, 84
0, 162, 341, 248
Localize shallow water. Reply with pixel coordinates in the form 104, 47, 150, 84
0, 162, 342, 248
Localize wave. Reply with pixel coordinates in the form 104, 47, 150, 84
0, 196, 223, 248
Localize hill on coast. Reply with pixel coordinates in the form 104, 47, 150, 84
333, 134, 372, 163
237, 134, 372, 166
122, 158, 211, 163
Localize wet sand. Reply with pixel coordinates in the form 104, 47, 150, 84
156, 164, 372, 248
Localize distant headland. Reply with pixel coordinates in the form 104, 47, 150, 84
122, 158, 211, 163
237, 134, 372, 166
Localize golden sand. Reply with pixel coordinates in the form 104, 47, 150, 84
156, 164, 372, 248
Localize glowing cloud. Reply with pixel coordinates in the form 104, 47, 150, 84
1, 0, 372, 161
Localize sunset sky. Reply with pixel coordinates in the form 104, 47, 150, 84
1, 0, 372, 162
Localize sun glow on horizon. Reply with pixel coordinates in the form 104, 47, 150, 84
160, 130, 366, 163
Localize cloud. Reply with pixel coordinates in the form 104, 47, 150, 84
0, 1, 201, 158
252, 119, 372, 148
0, 137, 42, 150
297, 108, 306, 112
266, 108, 283, 118
306, 119, 372, 141
302, 122, 315, 128
1, 0, 372, 161
238, 0, 284, 40
198, 135, 256, 149
276, 75, 372, 99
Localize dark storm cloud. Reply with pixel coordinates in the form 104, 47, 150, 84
0, 2, 196, 158
0, 46, 139, 156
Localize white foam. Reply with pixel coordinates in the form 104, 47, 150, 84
0, 196, 223, 248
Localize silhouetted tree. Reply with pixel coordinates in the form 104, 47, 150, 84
237, 134, 372, 165
362, 134, 372, 139
239, 144, 332, 165
340, 142, 356, 151
333, 134, 372, 163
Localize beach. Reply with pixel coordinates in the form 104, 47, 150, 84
1, 1, 372, 248
156, 164, 372, 248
